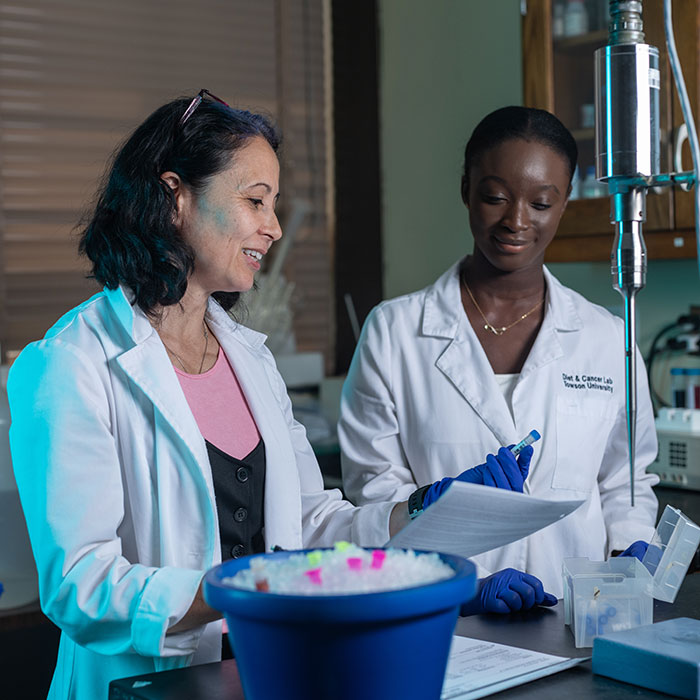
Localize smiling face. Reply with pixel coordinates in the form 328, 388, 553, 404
463, 138, 571, 273
171, 135, 282, 296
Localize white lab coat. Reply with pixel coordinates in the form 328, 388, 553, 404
339, 261, 658, 597
8, 286, 393, 700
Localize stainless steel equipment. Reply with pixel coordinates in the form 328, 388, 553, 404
594, 0, 698, 505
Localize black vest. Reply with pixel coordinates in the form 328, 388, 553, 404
206, 438, 266, 560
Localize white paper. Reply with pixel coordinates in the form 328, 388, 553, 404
387, 481, 583, 558
441, 635, 587, 699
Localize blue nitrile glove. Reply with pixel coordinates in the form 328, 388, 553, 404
422, 445, 533, 509
460, 568, 558, 616
616, 540, 649, 562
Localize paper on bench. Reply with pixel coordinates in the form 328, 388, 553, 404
442, 635, 586, 699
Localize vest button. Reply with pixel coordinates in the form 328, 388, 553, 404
236, 467, 249, 483
234, 507, 248, 523
231, 544, 245, 558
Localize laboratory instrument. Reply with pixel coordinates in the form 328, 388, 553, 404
510, 429, 541, 457
594, 0, 700, 506
650, 408, 700, 489
645, 312, 700, 409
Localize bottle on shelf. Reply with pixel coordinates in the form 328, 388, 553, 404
569, 165, 581, 200
580, 102, 595, 129
553, 1, 565, 38
580, 165, 604, 198
564, 0, 589, 37
590, 0, 609, 31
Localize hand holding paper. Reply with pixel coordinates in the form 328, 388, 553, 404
423, 447, 533, 506
388, 481, 583, 559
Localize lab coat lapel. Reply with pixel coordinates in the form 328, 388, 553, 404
436, 332, 518, 446
519, 268, 581, 377
115, 333, 219, 522
105, 287, 216, 502
206, 304, 303, 551
117, 338, 210, 469
424, 263, 517, 446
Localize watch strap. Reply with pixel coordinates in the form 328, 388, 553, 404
408, 484, 431, 520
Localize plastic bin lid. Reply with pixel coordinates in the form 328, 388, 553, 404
642, 505, 700, 603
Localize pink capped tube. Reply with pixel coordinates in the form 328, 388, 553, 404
346, 557, 363, 571
304, 568, 322, 585
370, 550, 386, 570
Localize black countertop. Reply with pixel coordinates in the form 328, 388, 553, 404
108, 485, 700, 700
109, 574, 700, 700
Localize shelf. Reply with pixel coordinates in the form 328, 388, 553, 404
570, 128, 595, 141
553, 28, 607, 51
546, 227, 697, 262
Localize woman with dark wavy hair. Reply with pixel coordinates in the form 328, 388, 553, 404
7, 94, 560, 700
6, 90, 408, 700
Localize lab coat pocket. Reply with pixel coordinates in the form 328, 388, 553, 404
552, 395, 616, 493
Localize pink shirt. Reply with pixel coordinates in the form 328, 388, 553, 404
175, 347, 261, 459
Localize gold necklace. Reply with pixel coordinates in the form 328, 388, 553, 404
462, 278, 544, 336
161, 320, 210, 374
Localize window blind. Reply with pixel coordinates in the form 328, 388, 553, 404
0, 0, 333, 366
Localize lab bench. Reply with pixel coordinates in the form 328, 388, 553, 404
108, 572, 700, 700
2, 485, 697, 700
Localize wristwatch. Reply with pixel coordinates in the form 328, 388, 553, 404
408, 485, 431, 520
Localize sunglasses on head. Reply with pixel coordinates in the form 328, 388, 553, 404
179, 89, 230, 126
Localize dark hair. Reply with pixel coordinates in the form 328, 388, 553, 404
78, 95, 280, 314
462, 106, 577, 192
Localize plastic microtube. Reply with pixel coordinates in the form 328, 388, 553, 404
370, 550, 386, 570
347, 557, 363, 571
307, 551, 322, 567
510, 429, 541, 457
304, 568, 322, 585
250, 557, 268, 591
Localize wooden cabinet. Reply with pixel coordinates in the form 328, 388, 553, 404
522, 0, 699, 262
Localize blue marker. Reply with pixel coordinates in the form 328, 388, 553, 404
510, 429, 541, 457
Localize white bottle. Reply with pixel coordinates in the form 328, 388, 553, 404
569, 165, 581, 200
581, 166, 601, 199
564, 0, 589, 37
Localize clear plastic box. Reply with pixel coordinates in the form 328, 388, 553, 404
563, 505, 700, 647
563, 557, 653, 648
642, 505, 700, 603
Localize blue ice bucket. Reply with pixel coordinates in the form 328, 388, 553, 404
204, 548, 477, 700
